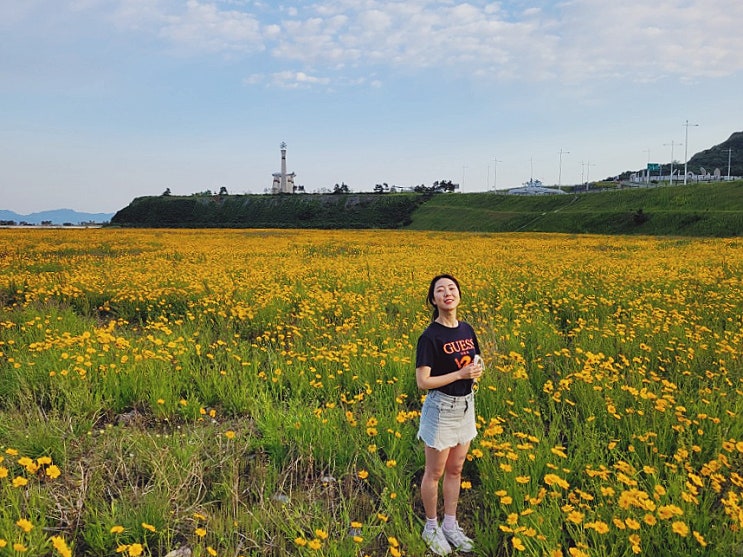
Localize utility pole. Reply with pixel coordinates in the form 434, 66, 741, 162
727, 148, 733, 181
644, 149, 651, 184
683, 120, 699, 185
580, 161, 585, 187
493, 156, 502, 191
586, 161, 596, 189
664, 140, 682, 184
558, 149, 570, 192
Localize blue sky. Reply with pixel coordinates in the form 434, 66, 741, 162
2, 0, 742, 214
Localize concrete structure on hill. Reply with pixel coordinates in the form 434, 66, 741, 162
507, 178, 566, 195
271, 142, 301, 194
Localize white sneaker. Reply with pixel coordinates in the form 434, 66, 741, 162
441, 522, 474, 552
422, 526, 452, 556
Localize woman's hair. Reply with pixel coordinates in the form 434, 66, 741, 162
426, 274, 461, 321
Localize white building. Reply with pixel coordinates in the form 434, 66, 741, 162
271, 142, 297, 194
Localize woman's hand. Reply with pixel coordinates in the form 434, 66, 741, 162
458, 359, 483, 381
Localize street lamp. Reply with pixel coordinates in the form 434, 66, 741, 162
683, 120, 699, 185
663, 140, 682, 184
493, 157, 502, 191
558, 149, 570, 192
644, 149, 651, 184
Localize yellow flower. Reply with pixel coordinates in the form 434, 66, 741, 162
629, 534, 641, 554
544, 473, 569, 490
625, 518, 641, 530
142, 522, 156, 532
693, 531, 707, 547
353, 536, 363, 543
110, 525, 125, 534
314, 529, 328, 540
386, 459, 397, 468
16, 518, 33, 533
586, 521, 610, 534
387, 536, 399, 547
358, 469, 369, 479
46, 465, 61, 479
566, 511, 583, 524
37, 456, 52, 466
195, 528, 207, 538
207, 547, 217, 556
50, 535, 72, 557
461, 481, 472, 489
657, 504, 683, 520
224, 430, 236, 439
672, 521, 689, 537
0, 539, 7, 548
512, 537, 526, 551
294, 538, 307, 547
12, 476, 29, 488
307, 538, 322, 550
13, 542, 28, 553
128, 543, 144, 556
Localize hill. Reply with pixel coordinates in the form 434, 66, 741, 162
687, 131, 743, 178
407, 180, 743, 236
110, 193, 425, 229
618, 131, 743, 181
111, 181, 743, 237
0, 209, 114, 225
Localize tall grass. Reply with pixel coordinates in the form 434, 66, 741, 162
0, 229, 742, 556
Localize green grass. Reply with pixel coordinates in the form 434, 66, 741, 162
408, 180, 743, 236
1, 229, 742, 556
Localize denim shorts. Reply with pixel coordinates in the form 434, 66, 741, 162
417, 390, 477, 451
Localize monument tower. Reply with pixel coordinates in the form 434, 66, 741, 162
271, 142, 296, 194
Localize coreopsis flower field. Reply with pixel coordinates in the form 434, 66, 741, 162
0, 229, 741, 557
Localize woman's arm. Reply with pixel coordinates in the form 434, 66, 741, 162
416, 360, 483, 390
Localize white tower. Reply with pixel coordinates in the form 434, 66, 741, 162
271, 141, 296, 194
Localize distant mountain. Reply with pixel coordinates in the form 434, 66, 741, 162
615, 130, 742, 181
0, 209, 114, 225
687, 131, 743, 178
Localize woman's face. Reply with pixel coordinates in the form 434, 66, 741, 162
432, 277, 460, 312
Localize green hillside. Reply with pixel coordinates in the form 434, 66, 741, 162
111, 181, 743, 236
111, 192, 425, 229
408, 181, 743, 236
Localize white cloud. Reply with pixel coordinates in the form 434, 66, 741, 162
157, 0, 264, 54
6, 0, 742, 88
256, 0, 743, 84
268, 70, 331, 89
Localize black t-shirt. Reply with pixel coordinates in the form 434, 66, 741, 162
416, 321, 480, 396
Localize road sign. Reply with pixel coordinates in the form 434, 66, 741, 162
647, 163, 660, 171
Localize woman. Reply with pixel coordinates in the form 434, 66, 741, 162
416, 274, 483, 555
